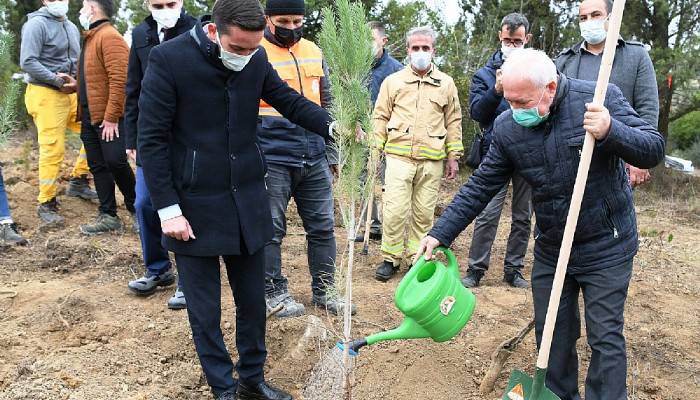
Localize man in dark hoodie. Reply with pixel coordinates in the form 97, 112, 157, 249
124, 0, 197, 310
20, 0, 98, 228
462, 12, 533, 289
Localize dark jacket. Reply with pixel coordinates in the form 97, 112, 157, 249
124, 11, 197, 163
469, 50, 510, 156
556, 38, 659, 128
430, 75, 665, 272
256, 29, 336, 167
137, 19, 333, 257
370, 49, 403, 106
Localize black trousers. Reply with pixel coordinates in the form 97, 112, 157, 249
532, 258, 632, 400
175, 248, 267, 396
80, 110, 135, 216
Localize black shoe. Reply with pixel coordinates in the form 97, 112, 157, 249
353, 230, 382, 242
37, 198, 64, 227
237, 381, 292, 400
504, 272, 529, 288
67, 175, 98, 200
375, 261, 398, 282
461, 270, 483, 288
216, 391, 236, 400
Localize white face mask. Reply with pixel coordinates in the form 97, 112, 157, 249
46, 1, 69, 18
216, 32, 257, 72
501, 44, 523, 59
151, 6, 181, 29
410, 51, 432, 71
580, 18, 608, 45
79, 9, 92, 30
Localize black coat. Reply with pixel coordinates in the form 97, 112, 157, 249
137, 19, 333, 257
124, 11, 198, 164
430, 75, 665, 272
469, 50, 510, 157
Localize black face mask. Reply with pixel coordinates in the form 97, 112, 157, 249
273, 24, 303, 47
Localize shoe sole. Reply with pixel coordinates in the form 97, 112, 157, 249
374, 273, 394, 282
167, 302, 186, 310
128, 276, 176, 296
66, 191, 98, 201
313, 302, 357, 316
80, 227, 124, 236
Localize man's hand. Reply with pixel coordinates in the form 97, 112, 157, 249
445, 159, 459, 180
355, 124, 366, 142
494, 69, 503, 95
57, 73, 77, 94
330, 164, 339, 179
627, 164, 651, 187
161, 215, 196, 241
126, 149, 136, 162
583, 103, 611, 141
100, 120, 119, 142
413, 235, 441, 264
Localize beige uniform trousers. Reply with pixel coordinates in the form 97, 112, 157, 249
381, 155, 444, 265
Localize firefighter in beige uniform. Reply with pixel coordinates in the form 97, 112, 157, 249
372, 26, 463, 281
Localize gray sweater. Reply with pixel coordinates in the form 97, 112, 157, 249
20, 7, 80, 89
555, 38, 659, 128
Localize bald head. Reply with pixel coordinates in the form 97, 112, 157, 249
501, 49, 558, 119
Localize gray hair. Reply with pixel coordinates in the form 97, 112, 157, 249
406, 26, 436, 47
501, 12, 530, 34
501, 48, 557, 87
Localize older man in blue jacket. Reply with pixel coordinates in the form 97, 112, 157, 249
416, 49, 664, 400
137, 0, 335, 398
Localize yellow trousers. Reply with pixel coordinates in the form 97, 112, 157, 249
381, 156, 444, 265
25, 84, 89, 203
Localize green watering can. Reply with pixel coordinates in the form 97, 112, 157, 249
340, 247, 476, 354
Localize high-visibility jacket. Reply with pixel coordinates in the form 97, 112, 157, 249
373, 65, 464, 161
259, 37, 324, 117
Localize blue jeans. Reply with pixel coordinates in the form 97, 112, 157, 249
264, 162, 336, 297
532, 258, 632, 400
135, 167, 174, 281
0, 167, 11, 222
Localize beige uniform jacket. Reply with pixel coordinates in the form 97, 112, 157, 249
373, 65, 463, 161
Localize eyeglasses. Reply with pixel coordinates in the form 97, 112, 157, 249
501, 38, 524, 47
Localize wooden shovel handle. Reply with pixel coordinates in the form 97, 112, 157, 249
536, 0, 627, 370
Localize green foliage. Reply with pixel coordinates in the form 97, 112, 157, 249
0, 33, 21, 146
318, 0, 374, 231
669, 111, 700, 150
679, 138, 700, 167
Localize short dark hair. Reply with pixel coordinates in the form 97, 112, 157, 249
501, 12, 530, 34
89, 0, 115, 18
212, 0, 266, 32
368, 21, 387, 38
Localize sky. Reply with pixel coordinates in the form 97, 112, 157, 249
394, 0, 464, 25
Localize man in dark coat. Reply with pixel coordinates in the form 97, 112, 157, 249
556, 0, 659, 188
415, 49, 664, 400
137, 0, 334, 398
463, 12, 533, 289
124, 0, 197, 310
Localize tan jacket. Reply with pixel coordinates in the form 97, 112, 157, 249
77, 22, 129, 124
373, 65, 463, 161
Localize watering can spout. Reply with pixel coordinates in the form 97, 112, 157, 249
365, 317, 430, 346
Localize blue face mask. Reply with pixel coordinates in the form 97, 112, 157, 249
511, 89, 549, 128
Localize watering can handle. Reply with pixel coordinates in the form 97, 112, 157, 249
412, 247, 460, 279
434, 247, 460, 279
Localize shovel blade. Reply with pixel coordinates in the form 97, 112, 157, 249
502, 369, 560, 400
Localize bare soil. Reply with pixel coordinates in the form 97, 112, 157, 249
1, 134, 698, 399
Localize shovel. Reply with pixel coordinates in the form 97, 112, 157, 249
502, 1, 627, 399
